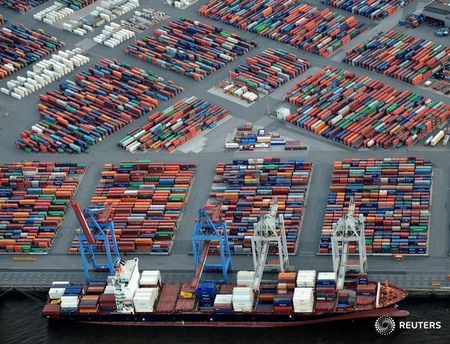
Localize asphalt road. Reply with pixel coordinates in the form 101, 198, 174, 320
0, 0, 449, 291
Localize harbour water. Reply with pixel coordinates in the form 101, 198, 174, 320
0, 293, 449, 344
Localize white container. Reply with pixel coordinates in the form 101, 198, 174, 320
237, 271, 255, 287
139, 270, 161, 287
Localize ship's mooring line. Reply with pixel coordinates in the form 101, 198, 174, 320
0, 287, 13, 298
15, 289, 45, 306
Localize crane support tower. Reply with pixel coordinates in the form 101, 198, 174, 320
71, 201, 121, 283
191, 204, 232, 288
251, 199, 290, 291
331, 197, 368, 290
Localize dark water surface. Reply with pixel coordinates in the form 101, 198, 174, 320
1, 293, 449, 344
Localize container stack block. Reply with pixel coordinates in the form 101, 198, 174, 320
69, 162, 196, 254
320, 158, 432, 255
285, 67, 450, 149
208, 158, 312, 254
125, 18, 257, 80
0, 162, 86, 254
199, 0, 367, 56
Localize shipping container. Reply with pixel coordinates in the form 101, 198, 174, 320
16, 59, 183, 153
344, 31, 450, 85
0, 0, 49, 12
319, 158, 432, 255
125, 17, 257, 80
228, 48, 310, 95
199, 0, 367, 57
207, 158, 312, 255
322, 0, 403, 20
0, 25, 65, 79
284, 67, 450, 149
69, 162, 196, 254
119, 97, 229, 153
0, 162, 86, 254
34, 1, 98, 25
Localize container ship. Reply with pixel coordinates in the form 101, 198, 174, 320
42, 199, 409, 327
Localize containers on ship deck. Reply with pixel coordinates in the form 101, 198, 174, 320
125, 17, 257, 80
0, 162, 86, 254
16, 59, 183, 153
119, 97, 229, 153
228, 48, 310, 95
320, 157, 432, 255
322, 0, 402, 19
0, 25, 64, 79
199, 0, 367, 57
207, 158, 312, 255
344, 31, 450, 85
69, 162, 195, 254
284, 67, 450, 149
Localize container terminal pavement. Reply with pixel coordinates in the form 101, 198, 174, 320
0, 0, 449, 294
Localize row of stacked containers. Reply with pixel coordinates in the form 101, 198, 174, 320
319, 158, 432, 255
322, 0, 403, 20
199, 0, 367, 57
0, 0, 94, 12
344, 30, 450, 86
125, 18, 257, 81
284, 67, 450, 149
16, 59, 183, 153
228, 48, 310, 95
0, 25, 64, 79
69, 162, 196, 254
119, 97, 229, 153
207, 158, 312, 255
0, 162, 86, 253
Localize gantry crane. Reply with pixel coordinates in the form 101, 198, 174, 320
71, 201, 121, 283
251, 199, 290, 291
191, 204, 232, 289
331, 197, 368, 290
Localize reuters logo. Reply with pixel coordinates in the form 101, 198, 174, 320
374, 316, 396, 335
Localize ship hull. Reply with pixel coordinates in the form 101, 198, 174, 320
46, 307, 409, 328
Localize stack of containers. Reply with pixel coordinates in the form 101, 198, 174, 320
133, 288, 159, 312
60, 295, 79, 313
285, 67, 450, 149
232, 287, 254, 312
119, 97, 229, 153
125, 18, 257, 80
213, 294, 233, 312
237, 271, 255, 287
62, 0, 139, 36
0, 25, 65, 79
1, 48, 90, 99
16, 59, 183, 153
277, 272, 297, 294
227, 48, 310, 96
258, 281, 278, 305
78, 295, 99, 313
156, 284, 181, 312
120, 8, 169, 33
139, 270, 161, 287
0, 162, 86, 253
293, 287, 314, 313
34, 1, 97, 24
86, 281, 106, 294
356, 282, 377, 310
296, 270, 317, 287
93, 22, 135, 48
320, 158, 432, 255
199, 0, 367, 57
344, 31, 450, 85
48, 281, 70, 300
208, 158, 312, 254
315, 272, 336, 312
69, 162, 195, 254
99, 292, 116, 311
322, 0, 402, 19
226, 123, 286, 150
196, 282, 217, 308
0, 0, 49, 12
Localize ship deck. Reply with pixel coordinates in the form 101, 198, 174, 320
0, 0, 449, 295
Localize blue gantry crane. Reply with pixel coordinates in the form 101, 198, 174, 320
191, 204, 232, 288
71, 201, 121, 283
